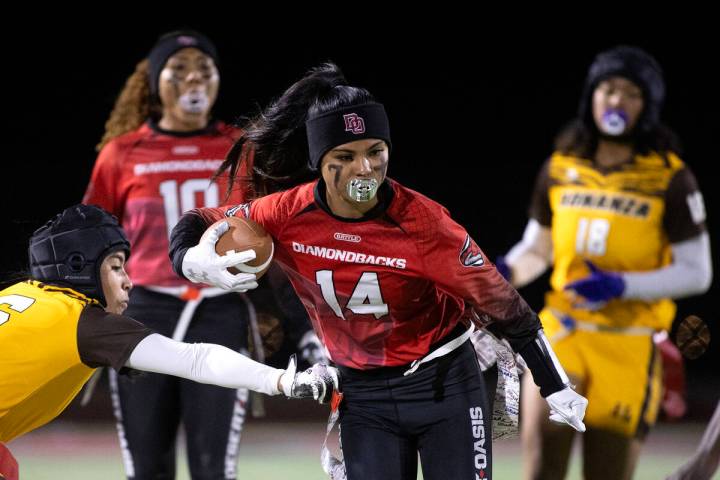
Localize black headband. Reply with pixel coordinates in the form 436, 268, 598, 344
306, 103, 392, 170
148, 31, 219, 96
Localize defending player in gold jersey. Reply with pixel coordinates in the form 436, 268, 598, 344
496, 46, 712, 480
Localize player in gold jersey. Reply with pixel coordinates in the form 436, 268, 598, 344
495, 46, 712, 480
0, 205, 338, 480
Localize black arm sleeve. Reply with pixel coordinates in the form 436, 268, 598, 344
169, 210, 213, 279
480, 297, 566, 397
517, 329, 568, 397
77, 306, 154, 370
484, 303, 542, 353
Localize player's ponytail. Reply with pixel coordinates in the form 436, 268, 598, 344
96, 59, 154, 151
217, 62, 376, 199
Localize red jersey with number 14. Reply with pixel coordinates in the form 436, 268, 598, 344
191, 179, 537, 369
83, 122, 246, 287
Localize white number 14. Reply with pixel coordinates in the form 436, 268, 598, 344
316, 271, 389, 320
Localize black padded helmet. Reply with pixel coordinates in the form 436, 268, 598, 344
578, 45, 665, 134
28, 204, 130, 305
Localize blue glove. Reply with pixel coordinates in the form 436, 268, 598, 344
495, 255, 511, 281
564, 260, 625, 303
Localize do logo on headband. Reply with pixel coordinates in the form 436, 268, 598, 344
176, 35, 199, 46
343, 113, 365, 134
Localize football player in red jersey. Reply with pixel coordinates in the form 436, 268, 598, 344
83, 31, 315, 480
169, 63, 588, 480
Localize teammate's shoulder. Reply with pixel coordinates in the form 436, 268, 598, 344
100, 124, 151, 156
253, 181, 316, 215
113, 124, 153, 145
635, 150, 685, 172
210, 121, 242, 141
388, 179, 451, 225
549, 151, 589, 168
7, 280, 97, 310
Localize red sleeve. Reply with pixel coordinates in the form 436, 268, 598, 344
416, 202, 541, 349
247, 194, 289, 238
224, 190, 295, 238
83, 141, 123, 218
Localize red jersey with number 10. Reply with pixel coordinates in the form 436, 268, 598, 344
191, 179, 536, 369
84, 122, 246, 287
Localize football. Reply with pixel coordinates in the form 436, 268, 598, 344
675, 315, 710, 360
207, 216, 274, 279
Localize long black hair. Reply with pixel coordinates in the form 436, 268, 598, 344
216, 62, 376, 199
554, 119, 682, 159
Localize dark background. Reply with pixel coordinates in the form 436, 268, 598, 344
2, 20, 717, 417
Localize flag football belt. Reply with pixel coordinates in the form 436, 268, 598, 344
320, 323, 475, 478
404, 323, 475, 376
549, 309, 656, 343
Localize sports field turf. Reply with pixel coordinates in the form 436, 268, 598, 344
10, 420, 711, 479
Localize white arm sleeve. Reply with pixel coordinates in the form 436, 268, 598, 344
505, 219, 553, 288
622, 232, 713, 301
125, 334, 284, 396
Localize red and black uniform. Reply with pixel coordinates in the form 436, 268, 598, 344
171, 178, 565, 480
84, 120, 253, 480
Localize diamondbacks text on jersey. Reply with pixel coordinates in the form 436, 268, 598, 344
84, 121, 245, 287
175, 178, 540, 369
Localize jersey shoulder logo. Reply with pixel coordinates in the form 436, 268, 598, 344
226, 203, 250, 218
460, 235, 485, 267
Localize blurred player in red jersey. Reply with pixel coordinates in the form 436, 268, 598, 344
83, 30, 316, 480
168, 63, 588, 480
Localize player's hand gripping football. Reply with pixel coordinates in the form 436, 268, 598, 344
546, 386, 588, 432
279, 354, 340, 404
182, 221, 258, 292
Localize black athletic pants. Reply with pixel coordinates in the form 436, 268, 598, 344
110, 287, 250, 480
339, 339, 493, 480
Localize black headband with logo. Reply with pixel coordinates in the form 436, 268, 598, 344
148, 31, 219, 96
306, 103, 392, 170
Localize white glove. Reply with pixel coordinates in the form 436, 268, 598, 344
546, 387, 588, 432
279, 354, 340, 404
298, 330, 328, 365
182, 221, 259, 292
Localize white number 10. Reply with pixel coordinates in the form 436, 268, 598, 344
159, 179, 219, 239
316, 271, 389, 320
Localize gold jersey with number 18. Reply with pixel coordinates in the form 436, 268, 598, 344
530, 150, 707, 331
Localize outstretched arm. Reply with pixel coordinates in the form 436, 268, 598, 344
126, 334, 338, 402
126, 333, 284, 395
